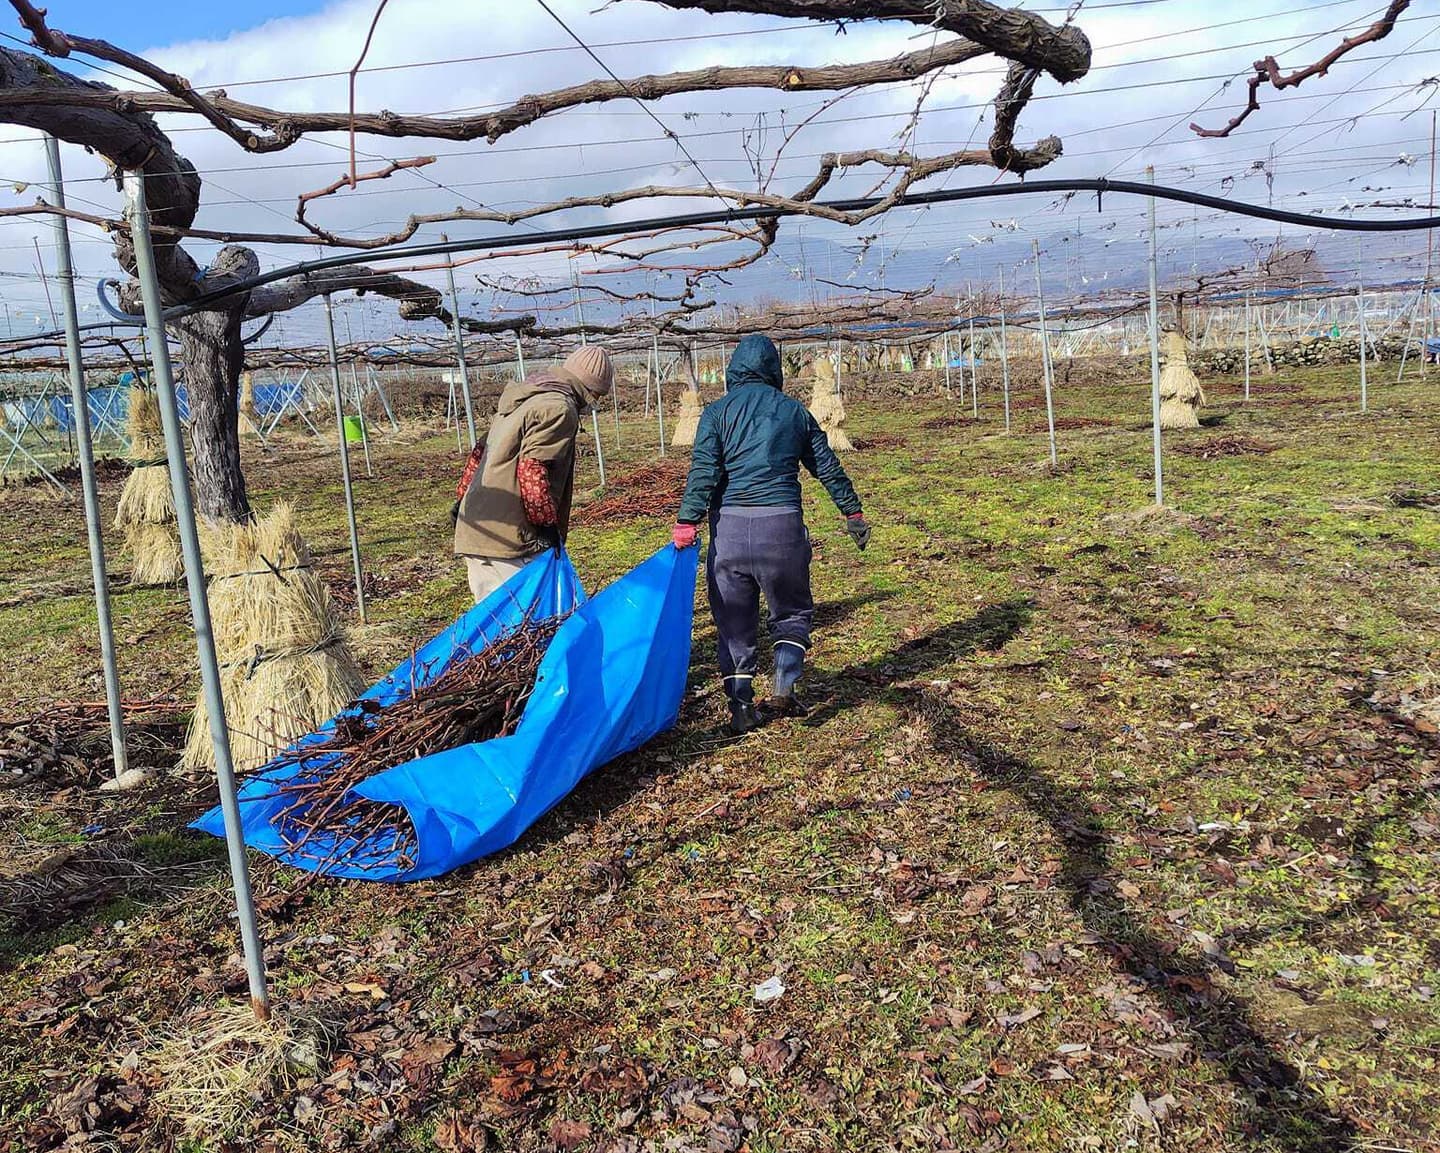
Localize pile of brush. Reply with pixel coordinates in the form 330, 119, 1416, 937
571, 459, 689, 525
259, 615, 563, 874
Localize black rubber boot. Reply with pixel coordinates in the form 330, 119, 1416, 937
760, 642, 809, 720
724, 676, 760, 735
728, 700, 761, 734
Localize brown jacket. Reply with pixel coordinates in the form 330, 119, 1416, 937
453, 369, 585, 560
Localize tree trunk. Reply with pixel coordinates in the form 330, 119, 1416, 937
176, 306, 250, 524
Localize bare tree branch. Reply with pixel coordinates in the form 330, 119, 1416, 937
637, 0, 1091, 82
0, 37, 985, 148
9, 0, 295, 152
1191, 0, 1411, 138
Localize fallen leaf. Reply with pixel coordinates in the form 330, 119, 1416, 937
433, 1112, 481, 1152
922, 1005, 973, 1030
403, 1037, 458, 1068
489, 1073, 533, 1103
752, 1037, 797, 1075
997, 1006, 1042, 1029
958, 884, 992, 916
550, 1119, 592, 1149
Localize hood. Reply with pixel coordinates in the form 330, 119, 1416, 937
495, 368, 586, 417
725, 334, 783, 392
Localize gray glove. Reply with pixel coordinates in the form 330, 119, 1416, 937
845, 514, 871, 551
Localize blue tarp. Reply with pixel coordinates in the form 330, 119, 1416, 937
193, 544, 699, 881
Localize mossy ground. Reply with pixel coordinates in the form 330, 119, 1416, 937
1, 361, 1437, 1151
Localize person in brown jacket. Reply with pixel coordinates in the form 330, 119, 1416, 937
453, 345, 614, 602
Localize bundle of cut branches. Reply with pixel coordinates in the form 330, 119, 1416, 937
260, 616, 563, 874
571, 459, 689, 525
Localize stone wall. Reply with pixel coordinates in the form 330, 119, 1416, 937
1198, 334, 1414, 375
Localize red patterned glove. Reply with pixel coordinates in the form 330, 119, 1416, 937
516, 457, 558, 526
455, 442, 485, 501
672, 522, 698, 549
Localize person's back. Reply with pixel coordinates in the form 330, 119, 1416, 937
677, 340, 859, 524
673, 334, 870, 734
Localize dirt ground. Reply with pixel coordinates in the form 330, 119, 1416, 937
1, 360, 1437, 1152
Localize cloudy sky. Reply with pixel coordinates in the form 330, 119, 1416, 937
1, 0, 1438, 342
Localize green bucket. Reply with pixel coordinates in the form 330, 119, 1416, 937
343, 415, 365, 444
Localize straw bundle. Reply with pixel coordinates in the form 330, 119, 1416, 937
239, 372, 260, 436
115, 387, 183, 585
182, 503, 364, 773
808, 358, 853, 451
1158, 331, 1206, 429
671, 387, 703, 448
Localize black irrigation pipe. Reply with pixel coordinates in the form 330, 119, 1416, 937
6, 177, 1440, 351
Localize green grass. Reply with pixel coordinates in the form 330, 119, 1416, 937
2, 362, 1439, 1151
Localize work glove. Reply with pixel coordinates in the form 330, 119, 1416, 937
534, 524, 562, 554
845, 513, 871, 552
672, 522, 699, 550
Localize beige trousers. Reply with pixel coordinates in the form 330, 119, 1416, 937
464, 555, 528, 604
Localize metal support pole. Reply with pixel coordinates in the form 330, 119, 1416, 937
513, 332, 527, 381
967, 309, 979, 418
1243, 292, 1252, 403
126, 169, 269, 1022
1032, 239, 1058, 469
1426, 110, 1436, 379
45, 135, 128, 784
369, 364, 400, 432
322, 295, 368, 624
1357, 241, 1369, 414
572, 265, 605, 486
350, 359, 373, 478
1146, 167, 1165, 508
999, 264, 1011, 434
942, 331, 952, 398
442, 236, 477, 449
653, 333, 666, 457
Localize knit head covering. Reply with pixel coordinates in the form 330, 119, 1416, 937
563, 345, 615, 405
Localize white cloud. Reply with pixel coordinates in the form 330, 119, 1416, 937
1, 0, 1437, 333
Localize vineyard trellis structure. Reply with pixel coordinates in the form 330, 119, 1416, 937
1, 0, 1434, 1022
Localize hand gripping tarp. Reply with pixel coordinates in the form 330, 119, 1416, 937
193, 545, 698, 881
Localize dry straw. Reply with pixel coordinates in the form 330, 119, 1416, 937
671, 389, 703, 448
147, 1004, 332, 1139
114, 386, 182, 584
239, 371, 260, 436
183, 502, 363, 772
1158, 330, 1206, 430
808, 356, 854, 451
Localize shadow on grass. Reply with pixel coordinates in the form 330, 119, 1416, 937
821, 609, 1358, 1152
521, 589, 910, 843
800, 597, 1034, 728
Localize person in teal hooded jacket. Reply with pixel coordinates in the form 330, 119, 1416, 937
672, 334, 871, 734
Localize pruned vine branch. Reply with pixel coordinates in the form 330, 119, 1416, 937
1191, 0, 1411, 139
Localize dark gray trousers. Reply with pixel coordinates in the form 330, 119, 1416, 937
706, 507, 813, 701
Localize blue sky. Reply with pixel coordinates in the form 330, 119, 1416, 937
36, 0, 331, 50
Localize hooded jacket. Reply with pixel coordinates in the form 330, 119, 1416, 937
453, 368, 586, 559
677, 334, 862, 525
